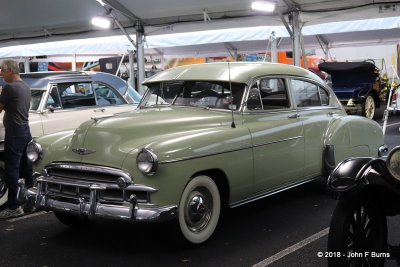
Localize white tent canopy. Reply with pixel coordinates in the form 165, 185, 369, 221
0, 16, 398, 59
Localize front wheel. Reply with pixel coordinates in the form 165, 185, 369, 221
362, 95, 376, 119
178, 175, 221, 244
328, 196, 387, 267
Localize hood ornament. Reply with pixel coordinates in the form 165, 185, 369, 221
72, 148, 96, 155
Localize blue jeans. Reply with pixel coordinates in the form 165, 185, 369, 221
4, 124, 33, 209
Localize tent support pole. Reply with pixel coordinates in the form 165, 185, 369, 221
128, 50, 135, 89
136, 20, 145, 95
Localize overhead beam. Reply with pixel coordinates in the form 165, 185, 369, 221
316, 34, 331, 60
102, 0, 141, 21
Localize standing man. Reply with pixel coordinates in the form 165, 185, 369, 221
0, 59, 32, 218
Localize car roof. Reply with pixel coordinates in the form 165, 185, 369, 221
143, 62, 323, 85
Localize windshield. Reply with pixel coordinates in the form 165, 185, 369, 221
30, 89, 45, 111
140, 81, 245, 110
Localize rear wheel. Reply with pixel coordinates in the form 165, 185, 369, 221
362, 95, 376, 119
178, 175, 221, 244
328, 196, 387, 267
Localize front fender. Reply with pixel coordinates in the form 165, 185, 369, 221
328, 157, 375, 194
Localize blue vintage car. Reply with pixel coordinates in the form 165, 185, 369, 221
319, 61, 386, 120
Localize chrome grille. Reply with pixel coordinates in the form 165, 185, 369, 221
41, 162, 150, 204
46, 162, 131, 184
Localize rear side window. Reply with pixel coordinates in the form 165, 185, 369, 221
93, 82, 125, 106
291, 80, 329, 107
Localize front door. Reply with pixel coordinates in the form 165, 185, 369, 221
243, 77, 304, 194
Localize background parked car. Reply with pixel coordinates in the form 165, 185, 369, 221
20, 62, 385, 244
0, 71, 141, 206
319, 61, 389, 119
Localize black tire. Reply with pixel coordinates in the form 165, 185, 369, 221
362, 95, 376, 119
54, 211, 92, 228
328, 196, 387, 267
0, 167, 7, 208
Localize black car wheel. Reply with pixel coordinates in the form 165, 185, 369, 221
328, 196, 387, 267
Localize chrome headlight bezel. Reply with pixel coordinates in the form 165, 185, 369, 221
136, 148, 158, 175
387, 146, 400, 181
26, 141, 42, 163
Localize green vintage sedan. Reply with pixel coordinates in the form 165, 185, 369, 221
19, 62, 385, 244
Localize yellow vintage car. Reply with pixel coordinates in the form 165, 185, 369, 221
20, 62, 385, 244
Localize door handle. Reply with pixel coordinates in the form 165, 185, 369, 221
288, 113, 300, 119
93, 108, 105, 112
327, 111, 336, 116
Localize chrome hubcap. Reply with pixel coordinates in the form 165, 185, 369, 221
185, 188, 213, 233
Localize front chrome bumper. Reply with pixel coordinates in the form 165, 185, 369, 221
17, 176, 177, 222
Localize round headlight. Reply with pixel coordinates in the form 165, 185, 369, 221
136, 148, 158, 175
387, 146, 400, 180
26, 141, 42, 163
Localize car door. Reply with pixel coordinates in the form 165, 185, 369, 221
39, 82, 100, 135
243, 77, 305, 194
289, 78, 342, 178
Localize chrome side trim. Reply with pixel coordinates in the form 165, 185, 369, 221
229, 176, 319, 208
160, 136, 303, 164
252, 136, 303, 148
160, 144, 253, 164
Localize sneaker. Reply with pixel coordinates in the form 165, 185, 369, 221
22, 203, 37, 213
0, 207, 24, 219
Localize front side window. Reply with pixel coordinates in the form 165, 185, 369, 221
57, 82, 96, 109
30, 89, 46, 111
140, 81, 245, 110
93, 82, 125, 106
247, 78, 290, 110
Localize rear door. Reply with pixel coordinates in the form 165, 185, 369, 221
289, 78, 342, 178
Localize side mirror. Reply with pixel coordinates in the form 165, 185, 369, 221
387, 146, 400, 180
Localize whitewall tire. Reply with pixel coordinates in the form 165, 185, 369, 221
179, 175, 221, 244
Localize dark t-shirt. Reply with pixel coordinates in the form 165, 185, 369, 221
0, 80, 31, 128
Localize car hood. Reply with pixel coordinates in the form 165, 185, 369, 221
62, 107, 236, 168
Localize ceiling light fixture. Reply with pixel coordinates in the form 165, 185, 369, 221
91, 16, 113, 29
251, 1, 276, 12
95, 0, 107, 7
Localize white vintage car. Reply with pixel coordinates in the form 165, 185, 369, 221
0, 71, 140, 206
